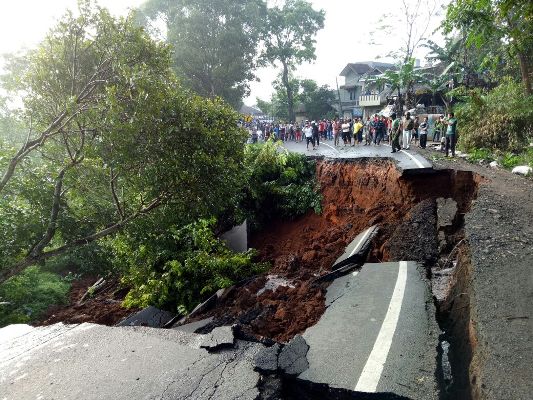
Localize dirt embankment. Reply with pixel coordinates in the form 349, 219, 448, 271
35, 277, 136, 327
193, 159, 480, 342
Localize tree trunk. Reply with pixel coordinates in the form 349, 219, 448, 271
518, 52, 532, 95
281, 61, 295, 122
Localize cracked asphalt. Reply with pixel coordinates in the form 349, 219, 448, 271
0, 323, 264, 400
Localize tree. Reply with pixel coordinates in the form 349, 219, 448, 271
299, 79, 335, 120
141, 0, 266, 108
259, 75, 334, 121
444, 0, 533, 94
0, 1, 247, 284
262, 0, 325, 122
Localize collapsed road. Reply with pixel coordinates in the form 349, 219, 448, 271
3, 145, 530, 399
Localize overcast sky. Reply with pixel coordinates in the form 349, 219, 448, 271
0, 0, 445, 106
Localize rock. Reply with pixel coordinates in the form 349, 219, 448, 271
436, 198, 458, 230
512, 166, 532, 176
302, 250, 317, 263
199, 325, 235, 351
278, 335, 309, 376
489, 161, 499, 168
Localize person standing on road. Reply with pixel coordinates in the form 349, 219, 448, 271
303, 121, 314, 150
444, 112, 457, 157
433, 115, 443, 142
390, 113, 401, 153
363, 116, 371, 145
354, 118, 364, 144
333, 119, 340, 146
412, 116, 419, 146
419, 117, 428, 149
341, 119, 351, 146
312, 121, 320, 148
402, 112, 414, 149
373, 116, 385, 145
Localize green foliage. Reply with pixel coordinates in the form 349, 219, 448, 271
455, 79, 533, 152
467, 148, 494, 163
258, 76, 335, 121
261, 0, 325, 121
444, 0, 533, 94
240, 141, 322, 230
141, 0, 266, 107
0, 266, 70, 327
0, 2, 248, 283
120, 219, 268, 313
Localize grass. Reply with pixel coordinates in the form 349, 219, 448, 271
0, 266, 70, 327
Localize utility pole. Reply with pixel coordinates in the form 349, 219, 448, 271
335, 77, 343, 119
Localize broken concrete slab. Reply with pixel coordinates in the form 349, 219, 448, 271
300, 262, 439, 399
199, 325, 235, 351
332, 225, 378, 270
115, 306, 175, 328
253, 343, 281, 373
0, 323, 264, 400
278, 335, 310, 376
314, 262, 359, 283
173, 317, 214, 333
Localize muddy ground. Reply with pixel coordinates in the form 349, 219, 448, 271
35, 277, 136, 326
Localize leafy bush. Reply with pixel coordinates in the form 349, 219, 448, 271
241, 140, 322, 230
467, 148, 494, 162
0, 266, 70, 327
455, 79, 533, 152
500, 152, 522, 169
120, 219, 268, 314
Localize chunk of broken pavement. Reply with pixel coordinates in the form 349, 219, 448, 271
199, 325, 235, 351
278, 335, 309, 376
253, 343, 281, 373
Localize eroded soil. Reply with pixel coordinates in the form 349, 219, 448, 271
35, 277, 136, 326
189, 159, 480, 342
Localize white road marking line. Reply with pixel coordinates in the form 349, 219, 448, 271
354, 261, 409, 393
320, 142, 340, 153
399, 150, 426, 169
348, 227, 374, 258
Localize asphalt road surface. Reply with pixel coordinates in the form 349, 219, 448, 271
299, 261, 439, 399
282, 139, 432, 171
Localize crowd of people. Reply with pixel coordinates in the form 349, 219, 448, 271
248, 112, 458, 157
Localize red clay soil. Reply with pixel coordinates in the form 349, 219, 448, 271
34, 277, 136, 327
192, 159, 479, 342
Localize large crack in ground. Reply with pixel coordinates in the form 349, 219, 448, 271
175, 158, 482, 399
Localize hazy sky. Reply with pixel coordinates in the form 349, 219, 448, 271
0, 0, 445, 106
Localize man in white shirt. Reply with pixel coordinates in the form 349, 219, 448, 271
303, 121, 314, 150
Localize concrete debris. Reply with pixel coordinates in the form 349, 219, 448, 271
278, 335, 310, 376
200, 325, 236, 351
257, 275, 295, 296
512, 165, 532, 176
173, 317, 214, 333
116, 306, 176, 328
253, 343, 281, 373
489, 161, 499, 168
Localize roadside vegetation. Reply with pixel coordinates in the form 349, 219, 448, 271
0, 1, 323, 326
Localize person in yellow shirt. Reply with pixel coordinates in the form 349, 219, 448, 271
353, 118, 364, 144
